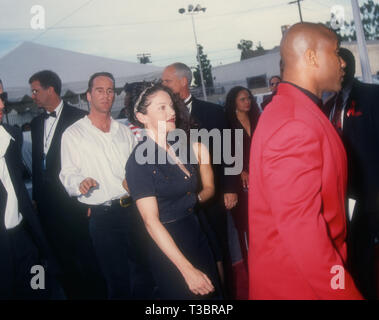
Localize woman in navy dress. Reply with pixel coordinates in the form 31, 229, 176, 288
125, 84, 221, 299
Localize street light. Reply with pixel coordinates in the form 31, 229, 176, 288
179, 4, 207, 101
351, 0, 372, 83
288, 0, 304, 23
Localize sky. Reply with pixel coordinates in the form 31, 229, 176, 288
0, 0, 360, 69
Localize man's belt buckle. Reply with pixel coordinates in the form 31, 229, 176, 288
120, 195, 131, 208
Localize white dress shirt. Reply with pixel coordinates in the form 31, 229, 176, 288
0, 126, 23, 229
184, 94, 193, 114
44, 100, 63, 155
59, 116, 137, 205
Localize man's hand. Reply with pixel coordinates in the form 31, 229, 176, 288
122, 179, 129, 193
79, 178, 98, 195
224, 193, 238, 210
241, 170, 249, 189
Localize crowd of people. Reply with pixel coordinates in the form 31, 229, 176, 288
0, 21, 378, 300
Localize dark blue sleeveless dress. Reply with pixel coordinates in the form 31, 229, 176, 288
125, 138, 221, 300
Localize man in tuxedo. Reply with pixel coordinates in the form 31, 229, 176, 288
0, 79, 56, 299
248, 23, 362, 299
324, 48, 379, 299
162, 63, 239, 296
29, 70, 104, 299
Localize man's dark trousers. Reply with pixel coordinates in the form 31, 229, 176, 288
88, 202, 155, 299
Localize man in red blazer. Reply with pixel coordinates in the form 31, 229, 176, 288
248, 22, 363, 299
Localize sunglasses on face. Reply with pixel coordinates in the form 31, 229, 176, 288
270, 82, 279, 87
0, 92, 8, 102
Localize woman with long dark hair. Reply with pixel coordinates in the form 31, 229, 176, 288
225, 86, 260, 299
125, 83, 221, 299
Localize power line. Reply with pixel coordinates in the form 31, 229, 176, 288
312, 0, 332, 8
30, 0, 96, 41
0, 1, 289, 33
288, 0, 304, 23
0, 0, 288, 66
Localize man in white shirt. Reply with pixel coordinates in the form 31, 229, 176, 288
29, 70, 103, 299
60, 72, 154, 299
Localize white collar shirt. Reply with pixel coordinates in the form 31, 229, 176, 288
44, 100, 63, 155
184, 94, 193, 114
59, 116, 137, 205
0, 126, 23, 229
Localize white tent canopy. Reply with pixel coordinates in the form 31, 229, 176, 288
0, 41, 163, 100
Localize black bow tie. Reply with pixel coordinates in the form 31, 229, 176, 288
43, 111, 57, 119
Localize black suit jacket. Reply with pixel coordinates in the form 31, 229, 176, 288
0, 124, 54, 298
260, 93, 274, 111
191, 97, 238, 194
31, 102, 87, 208
341, 79, 379, 231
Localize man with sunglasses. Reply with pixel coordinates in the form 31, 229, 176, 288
28, 70, 105, 299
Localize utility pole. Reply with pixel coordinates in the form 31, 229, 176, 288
190, 14, 207, 101
289, 0, 304, 23
351, 0, 372, 83
179, 4, 208, 101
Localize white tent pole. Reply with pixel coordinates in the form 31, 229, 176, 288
351, 0, 373, 83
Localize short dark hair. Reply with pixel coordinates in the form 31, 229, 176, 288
269, 75, 281, 83
339, 47, 355, 85
87, 72, 115, 93
122, 81, 153, 117
29, 70, 62, 96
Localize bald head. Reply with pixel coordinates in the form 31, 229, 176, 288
281, 23, 335, 69
280, 22, 345, 97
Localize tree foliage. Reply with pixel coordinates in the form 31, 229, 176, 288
238, 39, 253, 51
237, 39, 266, 60
193, 44, 214, 88
328, 0, 379, 41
